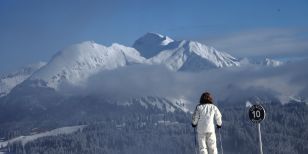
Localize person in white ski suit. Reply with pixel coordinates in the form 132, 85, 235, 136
192, 92, 222, 154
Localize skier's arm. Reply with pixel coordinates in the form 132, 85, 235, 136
192, 106, 200, 126
214, 106, 222, 126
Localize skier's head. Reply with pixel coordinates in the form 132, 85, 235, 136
200, 92, 213, 104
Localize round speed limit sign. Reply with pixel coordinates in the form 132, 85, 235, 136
249, 104, 266, 123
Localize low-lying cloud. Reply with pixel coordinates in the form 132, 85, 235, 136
61, 58, 308, 108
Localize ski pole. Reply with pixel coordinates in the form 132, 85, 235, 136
218, 129, 224, 154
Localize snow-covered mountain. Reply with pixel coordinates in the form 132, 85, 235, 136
0, 33, 291, 109
0, 62, 46, 97
135, 33, 240, 71
1, 33, 290, 110
30, 41, 146, 89
25, 33, 240, 90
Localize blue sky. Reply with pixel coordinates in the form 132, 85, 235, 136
0, 0, 308, 73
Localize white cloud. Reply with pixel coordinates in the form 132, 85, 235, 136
203, 28, 308, 58
60, 58, 308, 107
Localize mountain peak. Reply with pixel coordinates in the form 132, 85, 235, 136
147, 39, 240, 71
30, 41, 145, 89
141, 32, 174, 44
133, 32, 174, 58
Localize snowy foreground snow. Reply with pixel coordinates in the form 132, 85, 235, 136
0, 125, 86, 149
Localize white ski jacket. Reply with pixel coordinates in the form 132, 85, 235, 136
192, 104, 222, 133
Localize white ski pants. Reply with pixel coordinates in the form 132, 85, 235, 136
197, 132, 217, 154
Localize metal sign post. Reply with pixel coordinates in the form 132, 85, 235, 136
249, 104, 266, 154
258, 123, 263, 154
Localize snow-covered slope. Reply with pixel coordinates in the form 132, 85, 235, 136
30, 41, 146, 89
0, 125, 86, 148
0, 62, 46, 97
143, 35, 240, 71
119, 96, 190, 113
